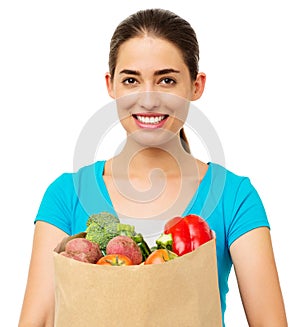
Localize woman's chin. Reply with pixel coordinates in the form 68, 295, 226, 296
127, 129, 180, 149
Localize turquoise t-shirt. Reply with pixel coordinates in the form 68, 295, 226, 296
35, 161, 270, 325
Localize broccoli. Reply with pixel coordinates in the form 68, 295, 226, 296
86, 212, 119, 227
117, 223, 136, 236
85, 212, 120, 254
156, 233, 173, 251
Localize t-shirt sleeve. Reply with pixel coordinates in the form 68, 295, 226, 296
227, 177, 270, 248
34, 173, 74, 235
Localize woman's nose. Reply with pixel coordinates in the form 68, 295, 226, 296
137, 91, 160, 111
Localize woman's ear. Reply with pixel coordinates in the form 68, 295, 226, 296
105, 72, 115, 99
191, 72, 206, 101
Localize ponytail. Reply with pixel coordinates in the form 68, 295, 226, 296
179, 128, 191, 153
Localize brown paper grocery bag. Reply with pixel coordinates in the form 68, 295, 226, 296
53, 236, 222, 327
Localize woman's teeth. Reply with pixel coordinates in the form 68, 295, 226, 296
136, 115, 166, 124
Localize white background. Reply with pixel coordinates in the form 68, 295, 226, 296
1, 1, 299, 326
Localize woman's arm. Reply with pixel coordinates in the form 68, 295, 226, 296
19, 221, 68, 327
230, 227, 288, 326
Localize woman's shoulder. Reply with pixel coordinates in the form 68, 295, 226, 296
208, 162, 249, 181
47, 161, 106, 190
207, 162, 254, 195
74, 160, 105, 175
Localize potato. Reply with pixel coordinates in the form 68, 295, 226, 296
64, 238, 102, 263
106, 235, 143, 265
60, 251, 90, 263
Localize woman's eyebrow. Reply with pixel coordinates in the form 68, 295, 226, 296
119, 69, 140, 75
154, 68, 180, 76
119, 68, 180, 76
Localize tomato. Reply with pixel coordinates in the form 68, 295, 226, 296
144, 249, 178, 265
96, 254, 133, 266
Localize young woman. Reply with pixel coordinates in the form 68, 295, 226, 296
19, 8, 288, 326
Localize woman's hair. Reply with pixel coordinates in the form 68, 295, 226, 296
109, 8, 200, 153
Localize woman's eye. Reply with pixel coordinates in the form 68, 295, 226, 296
123, 77, 137, 85
160, 77, 176, 85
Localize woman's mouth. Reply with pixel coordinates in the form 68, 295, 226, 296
132, 114, 169, 129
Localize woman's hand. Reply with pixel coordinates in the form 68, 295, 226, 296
230, 227, 288, 326
18, 221, 68, 327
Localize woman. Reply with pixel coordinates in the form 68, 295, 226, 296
19, 8, 287, 326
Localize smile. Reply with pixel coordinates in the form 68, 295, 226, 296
132, 114, 169, 128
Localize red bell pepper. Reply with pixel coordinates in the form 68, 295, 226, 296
163, 214, 212, 256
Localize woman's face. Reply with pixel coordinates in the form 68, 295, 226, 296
106, 36, 205, 147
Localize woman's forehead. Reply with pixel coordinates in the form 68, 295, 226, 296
115, 36, 187, 73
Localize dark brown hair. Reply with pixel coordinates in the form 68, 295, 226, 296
109, 8, 200, 153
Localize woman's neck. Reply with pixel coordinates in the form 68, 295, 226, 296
108, 136, 198, 179
102, 137, 208, 220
